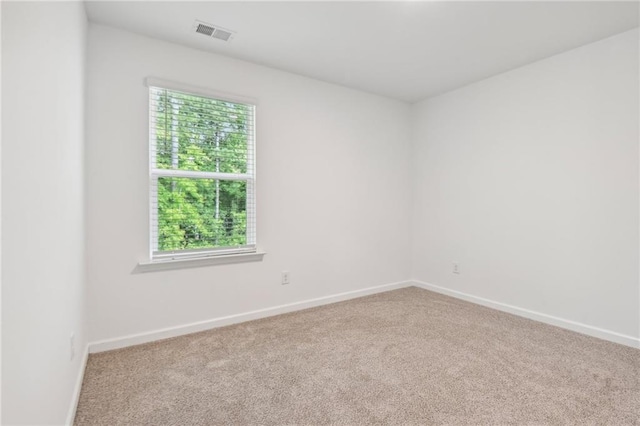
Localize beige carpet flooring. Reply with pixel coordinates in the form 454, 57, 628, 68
75, 287, 640, 425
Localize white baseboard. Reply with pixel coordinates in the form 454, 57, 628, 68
89, 280, 412, 353
66, 344, 89, 426
412, 280, 640, 349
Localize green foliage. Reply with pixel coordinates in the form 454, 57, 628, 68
153, 90, 251, 251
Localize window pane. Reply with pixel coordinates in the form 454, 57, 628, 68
151, 89, 252, 173
157, 177, 247, 251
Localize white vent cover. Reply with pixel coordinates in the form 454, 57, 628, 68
193, 20, 235, 42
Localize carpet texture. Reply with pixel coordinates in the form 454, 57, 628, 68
75, 287, 640, 425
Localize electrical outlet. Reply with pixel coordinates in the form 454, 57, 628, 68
282, 271, 290, 285
70, 333, 75, 361
452, 262, 460, 274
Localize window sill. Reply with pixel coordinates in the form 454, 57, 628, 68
135, 251, 266, 273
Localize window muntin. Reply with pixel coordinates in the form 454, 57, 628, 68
149, 84, 256, 261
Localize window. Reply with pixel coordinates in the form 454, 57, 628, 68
148, 79, 256, 262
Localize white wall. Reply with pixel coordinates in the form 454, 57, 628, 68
0, 3, 4, 421
1, 2, 87, 425
86, 24, 412, 344
411, 29, 640, 341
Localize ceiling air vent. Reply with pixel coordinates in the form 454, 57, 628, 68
193, 20, 235, 42
195, 22, 215, 36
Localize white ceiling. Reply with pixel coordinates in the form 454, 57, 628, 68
85, 1, 639, 102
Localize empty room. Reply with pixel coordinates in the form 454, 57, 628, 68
2, 0, 639, 425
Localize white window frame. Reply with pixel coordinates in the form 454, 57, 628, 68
145, 78, 259, 265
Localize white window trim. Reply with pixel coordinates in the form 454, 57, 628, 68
143, 78, 262, 269
136, 251, 266, 273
